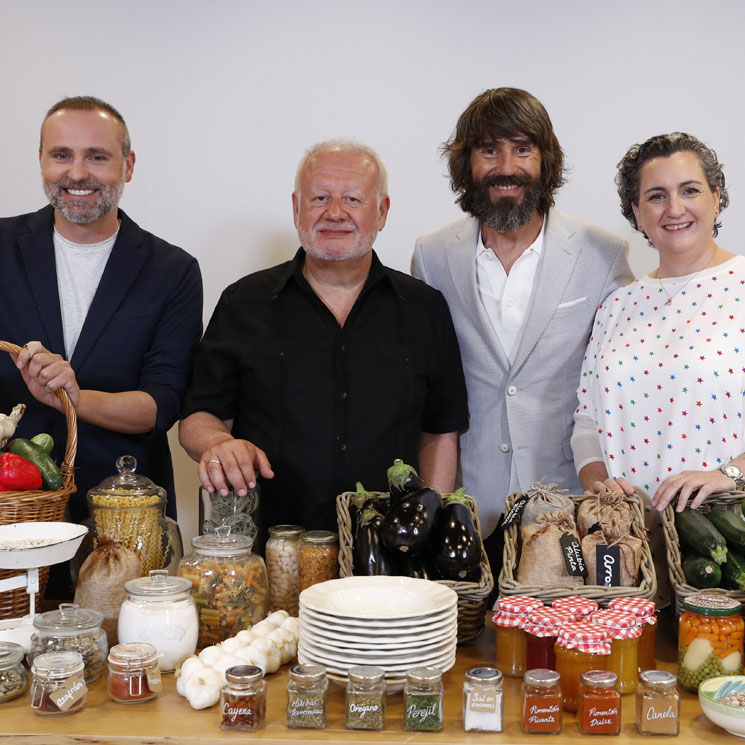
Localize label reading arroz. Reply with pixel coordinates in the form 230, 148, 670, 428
560, 532, 588, 577
595, 544, 621, 586
501, 497, 529, 530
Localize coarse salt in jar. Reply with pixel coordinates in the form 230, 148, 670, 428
523, 607, 574, 671
107, 642, 162, 704
493, 596, 543, 677
551, 596, 599, 622
297, 531, 339, 594
462, 666, 503, 732
591, 608, 642, 694
609, 597, 657, 672
266, 525, 304, 615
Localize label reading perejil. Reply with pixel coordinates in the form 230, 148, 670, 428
51, 673, 86, 712
560, 532, 588, 577
147, 668, 163, 692
595, 544, 621, 586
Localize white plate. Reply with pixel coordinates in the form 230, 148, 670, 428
299, 606, 457, 633
299, 576, 457, 619
299, 614, 458, 645
299, 638, 456, 667
298, 644, 456, 674
299, 602, 457, 628
0, 523, 88, 569
301, 627, 457, 652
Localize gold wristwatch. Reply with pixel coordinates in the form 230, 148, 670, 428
721, 462, 745, 490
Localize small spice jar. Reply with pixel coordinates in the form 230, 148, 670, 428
551, 596, 599, 622
266, 524, 304, 615
0, 642, 28, 702
345, 665, 385, 730
591, 608, 642, 694
609, 597, 657, 672
577, 670, 621, 735
287, 663, 327, 729
522, 668, 562, 735
636, 670, 680, 736
554, 622, 612, 711
404, 666, 444, 732
463, 666, 503, 732
297, 531, 339, 594
30, 651, 87, 716
107, 642, 161, 704
524, 608, 574, 671
493, 595, 543, 677
220, 665, 267, 732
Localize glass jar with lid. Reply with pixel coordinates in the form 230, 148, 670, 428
591, 608, 642, 693
609, 597, 657, 672
199, 484, 260, 540
29, 603, 107, 683
297, 531, 338, 594
107, 642, 161, 704
577, 670, 621, 735
404, 666, 444, 732
345, 665, 385, 730
678, 592, 744, 691
81, 455, 183, 576
266, 525, 304, 615
522, 668, 562, 734
636, 670, 679, 735
118, 569, 198, 672
287, 662, 327, 728
524, 607, 574, 671
177, 525, 268, 648
493, 595, 543, 677
0, 642, 28, 702
220, 664, 267, 731
463, 666, 503, 732
30, 651, 87, 716
551, 596, 599, 622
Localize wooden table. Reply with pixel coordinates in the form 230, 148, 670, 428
0, 610, 737, 744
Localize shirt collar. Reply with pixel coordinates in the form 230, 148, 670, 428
476, 214, 546, 259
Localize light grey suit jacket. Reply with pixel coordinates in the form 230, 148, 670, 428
412, 209, 633, 535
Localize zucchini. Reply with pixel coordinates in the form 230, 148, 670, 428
7, 438, 62, 490
683, 555, 722, 588
707, 509, 745, 553
675, 507, 728, 564
722, 549, 745, 590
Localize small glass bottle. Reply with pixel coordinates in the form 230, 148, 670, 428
345, 665, 385, 730
30, 651, 87, 716
493, 595, 543, 677
609, 597, 657, 672
577, 670, 621, 735
266, 524, 304, 615
287, 663, 327, 729
591, 608, 642, 694
551, 596, 599, 622
463, 666, 503, 732
107, 642, 161, 704
636, 670, 679, 735
220, 665, 267, 732
524, 608, 574, 671
522, 669, 562, 735
297, 531, 339, 594
0, 642, 29, 702
404, 666, 444, 732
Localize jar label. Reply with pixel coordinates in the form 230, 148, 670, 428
51, 673, 86, 712
147, 668, 163, 692
642, 701, 678, 733
595, 544, 621, 586
467, 688, 497, 713
560, 532, 588, 577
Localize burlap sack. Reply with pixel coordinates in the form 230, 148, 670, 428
520, 482, 575, 527
517, 510, 584, 587
581, 529, 642, 587
577, 490, 634, 539
74, 537, 141, 645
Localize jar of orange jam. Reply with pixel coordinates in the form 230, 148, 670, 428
551, 596, 599, 622
608, 597, 656, 673
591, 608, 641, 694
554, 622, 611, 711
493, 596, 542, 677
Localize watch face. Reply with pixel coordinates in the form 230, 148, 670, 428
725, 464, 742, 479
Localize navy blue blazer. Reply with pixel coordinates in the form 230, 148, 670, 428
0, 206, 203, 521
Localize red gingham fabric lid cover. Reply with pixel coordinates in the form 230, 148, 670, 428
523, 607, 574, 637
590, 609, 643, 639
492, 596, 543, 628
555, 622, 612, 655
608, 597, 657, 626
551, 596, 599, 619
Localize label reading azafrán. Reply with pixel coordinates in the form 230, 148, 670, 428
560, 532, 588, 577
51, 673, 86, 712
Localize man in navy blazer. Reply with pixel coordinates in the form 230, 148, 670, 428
0, 96, 202, 522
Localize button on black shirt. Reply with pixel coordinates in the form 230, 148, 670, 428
182, 249, 468, 532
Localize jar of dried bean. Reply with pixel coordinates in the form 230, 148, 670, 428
266, 524, 304, 615
297, 531, 338, 594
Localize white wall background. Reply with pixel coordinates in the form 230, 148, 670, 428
2, 0, 744, 546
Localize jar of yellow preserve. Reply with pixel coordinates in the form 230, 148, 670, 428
609, 597, 657, 673
591, 608, 642, 694
492, 596, 542, 677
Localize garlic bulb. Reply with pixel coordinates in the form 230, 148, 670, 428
0, 404, 26, 449
184, 668, 223, 710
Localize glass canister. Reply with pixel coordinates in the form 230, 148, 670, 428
297, 531, 339, 594
30, 651, 87, 716
577, 670, 621, 735
83, 455, 183, 575
463, 666, 503, 732
493, 595, 543, 677
678, 592, 744, 691
636, 670, 679, 735
200, 484, 260, 541
524, 607, 574, 671
0, 642, 28, 702
522, 668, 562, 735
107, 642, 161, 704
177, 525, 268, 647
287, 663, 327, 729
590, 608, 642, 693
551, 596, 599, 622
266, 524, 304, 615
220, 664, 267, 731
554, 622, 612, 711
346, 665, 385, 730
609, 597, 657, 672
404, 666, 444, 732
29, 603, 107, 683
118, 570, 198, 672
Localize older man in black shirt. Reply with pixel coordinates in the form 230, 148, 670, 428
179, 140, 468, 532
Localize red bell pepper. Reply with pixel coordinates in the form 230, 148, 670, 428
0, 452, 42, 491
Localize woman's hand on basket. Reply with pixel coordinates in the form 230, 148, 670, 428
198, 437, 274, 498
13, 341, 80, 411
585, 476, 634, 497
653, 469, 734, 513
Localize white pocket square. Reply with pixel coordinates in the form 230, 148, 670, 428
557, 296, 588, 310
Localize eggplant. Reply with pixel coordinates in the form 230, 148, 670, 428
387, 458, 423, 502
355, 506, 395, 576
434, 488, 482, 580
381, 486, 441, 555
349, 481, 375, 532
401, 553, 431, 580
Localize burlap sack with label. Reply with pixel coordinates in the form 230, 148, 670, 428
520, 482, 575, 528
581, 528, 642, 587
577, 490, 634, 539
74, 537, 141, 645
517, 510, 585, 587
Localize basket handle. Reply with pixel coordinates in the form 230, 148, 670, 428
0, 341, 78, 490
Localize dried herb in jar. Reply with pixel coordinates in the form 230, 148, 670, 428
287, 663, 327, 729
404, 666, 444, 732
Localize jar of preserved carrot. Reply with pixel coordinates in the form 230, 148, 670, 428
492, 596, 543, 677
678, 593, 744, 692
590, 609, 642, 694
608, 597, 657, 673
523, 608, 574, 671
554, 622, 612, 711
551, 596, 599, 622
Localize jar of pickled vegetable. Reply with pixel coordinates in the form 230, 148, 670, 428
609, 597, 657, 672
554, 622, 612, 711
591, 608, 642, 694
523, 608, 573, 671
266, 525, 304, 615
297, 531, 338, 594
178, 525, 268, 648
493, 596, 543, 677
678, 593, 744, 692
551, 596, 599, 622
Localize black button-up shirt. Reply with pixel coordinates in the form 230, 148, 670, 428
182, 249, 468, 532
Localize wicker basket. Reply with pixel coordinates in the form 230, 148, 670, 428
0, 341, 77, 618
662, 491, 745, 619
498, 491, 657, 605
336, 491, 494, 645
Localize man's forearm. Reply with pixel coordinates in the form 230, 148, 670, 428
76, 390, 157, 434
178, 411, 234, 462
418, 431, 458, 493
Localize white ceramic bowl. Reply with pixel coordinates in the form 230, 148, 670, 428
699, 675, 745, 737
0, 523, 88, 569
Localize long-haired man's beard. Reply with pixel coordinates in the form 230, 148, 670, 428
465, 173, 545, 232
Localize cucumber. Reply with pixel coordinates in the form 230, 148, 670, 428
707, 509, 745, 554
7, 438, 62, 490
722, 549, 745, 590
675, 507, 728, 564
30, 433, 54, 455
683, 555, 722, 588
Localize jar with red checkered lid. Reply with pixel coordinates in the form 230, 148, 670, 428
550, 596, 599, 621
523, 608, 574, 671
492, 596, 542, 677
608, 597, 657, 672
591, 608, 642, 693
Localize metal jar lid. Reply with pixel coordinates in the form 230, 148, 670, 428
0, 642, 24, 670
639, 670, 677, 689
32, 650, 84, 678
191, 525, 254, 557
524, 668, 561, 687
300, 530, 338, 544
124, 570, 192, 600
348, 665, 384, 683
289, 663, 326, 683
580, 670, 618, 688
33, 603, 104, 636
225, 664, 264, 685
684, 592, 742, 616
465, 666, 502, 685
406, 666, 443, 684
269, 525, 305, 538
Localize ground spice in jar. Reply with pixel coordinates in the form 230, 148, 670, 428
577, 670, 621, 735
636, 670, 680, 735
345, 666, 385, 730
220, 665, 267, 732
404, 666, 444, 732
522, 669, 562, 734
287, 663, 327, 729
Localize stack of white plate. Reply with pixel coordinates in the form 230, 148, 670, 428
298, 576, 458, 692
